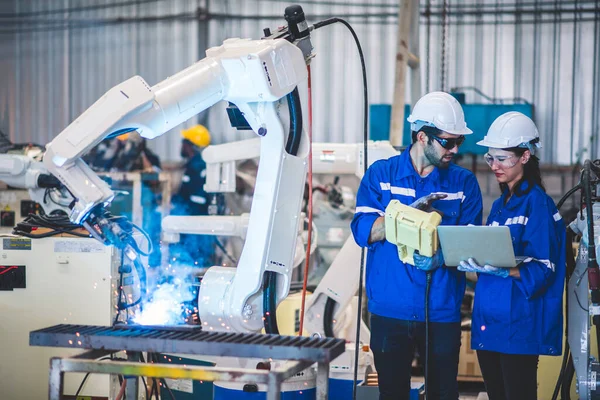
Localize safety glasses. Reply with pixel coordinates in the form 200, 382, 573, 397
484, 153, 519, 168
426, 133, 465, 150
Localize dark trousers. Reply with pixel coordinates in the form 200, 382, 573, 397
370, 314, 461, 400
477, 350, 539, 400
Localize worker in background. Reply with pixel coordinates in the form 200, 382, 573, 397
351, 91, 483, 400
172, 125, 211, 216
170, 124, 215, 268
112, 132, 162, 172
84, 131, 161, 173
457, 112, 566, 400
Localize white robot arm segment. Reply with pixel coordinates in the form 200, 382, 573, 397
0, 154, 48, 189
162, 214, 251, 244
44, 34, 311, 333
203, 138, 261, 193
44, 38, 308, 225
202, 140, 399, 194
0, 154, 72, 216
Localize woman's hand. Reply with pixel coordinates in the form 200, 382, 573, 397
457, 258, 510, 278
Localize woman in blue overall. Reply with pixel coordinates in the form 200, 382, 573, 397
457, 112, 566, 400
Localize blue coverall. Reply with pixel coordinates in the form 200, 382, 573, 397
351, 146, 483, 399
471, 181, 566, 399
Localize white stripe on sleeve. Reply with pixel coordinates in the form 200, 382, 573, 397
522, 257, 555, 272
355, 206, 385, 216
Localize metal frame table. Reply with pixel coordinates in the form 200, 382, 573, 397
31, 324, 345, 400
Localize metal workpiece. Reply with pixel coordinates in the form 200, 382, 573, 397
34, 323, 345, 400
30, 324, 345, 362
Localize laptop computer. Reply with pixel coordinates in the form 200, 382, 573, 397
437, 225, 521, 268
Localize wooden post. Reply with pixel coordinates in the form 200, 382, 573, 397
390, 0, 420, 147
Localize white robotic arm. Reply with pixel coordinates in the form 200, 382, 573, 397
0, 154, 72, 216
203, 139, 398, 193
0, 154, 50, 189
44, 19, 314, 332
44, 38, 308, 227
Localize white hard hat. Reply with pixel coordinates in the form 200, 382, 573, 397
477, 111, 541, 154
407, 91, 473, 135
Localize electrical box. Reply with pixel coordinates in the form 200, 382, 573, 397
0, 210, 15, 227
0, 190, 37, 234
0, 236, 119, 400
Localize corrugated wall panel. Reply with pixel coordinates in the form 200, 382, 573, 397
0, 0, 200, 162
0, 0, 598, 165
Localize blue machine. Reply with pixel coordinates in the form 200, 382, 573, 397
157, 355, 214, 399
369, 100, 534, 155
213, 386, 316, 399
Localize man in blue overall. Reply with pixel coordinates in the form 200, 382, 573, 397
351, 91, 483, 399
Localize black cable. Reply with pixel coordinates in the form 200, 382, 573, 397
551, 342, 569, 400
73, 356, 113, 398
263, 271, 280, 334
574, 289, 589, 312
311, 16, 368, 400
132, 255, 147, 310
562, 352, 574, 400
74, 373, 91, 398
323, 297, 336, 337
13, 213, 90, 238
139, 353, 149, 399
114, 249, 126, 325
284, 87, 303, 156
129, 222, 153, 256
160, 378, 177, 400
425, 271, 433, 399
262, 84, 304, 334
557, 184, 582, 210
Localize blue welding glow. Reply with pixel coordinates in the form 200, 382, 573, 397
133, 270, 196, 326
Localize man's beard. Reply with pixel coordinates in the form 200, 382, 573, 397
424, 144, 452, 168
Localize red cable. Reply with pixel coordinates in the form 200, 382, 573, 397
298, 65, 313, 336
0, 266, 18, 276
115, 379, 127, 400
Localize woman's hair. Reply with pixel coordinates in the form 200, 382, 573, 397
499, 146, 546, 195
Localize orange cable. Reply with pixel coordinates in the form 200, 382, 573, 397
298, 65, 313, 336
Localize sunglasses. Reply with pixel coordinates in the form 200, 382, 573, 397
426, 133, 465, 150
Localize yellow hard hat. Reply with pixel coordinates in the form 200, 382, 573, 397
117, 133, 130, 142
181, 125, 211, 148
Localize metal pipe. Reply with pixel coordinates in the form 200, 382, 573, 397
5, 13, 600, 35
532, 0, 540, 118
267, 376, 282, 400
317, 362, 330, 400
514, 0, 523, 99
475, 0, 483, 96
425, 0, 431, 93
591, 0, 600, 159
492, 0, 499, 98
125, 352, 140, 400
49, 358, 64, 400
549, 0, 560, 163
570, 0, 579, 164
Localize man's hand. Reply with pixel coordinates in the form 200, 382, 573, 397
410, 193, 447, 215
413, 250, 444, 272
368, 216, 385, 244
457, 258, 510, 278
